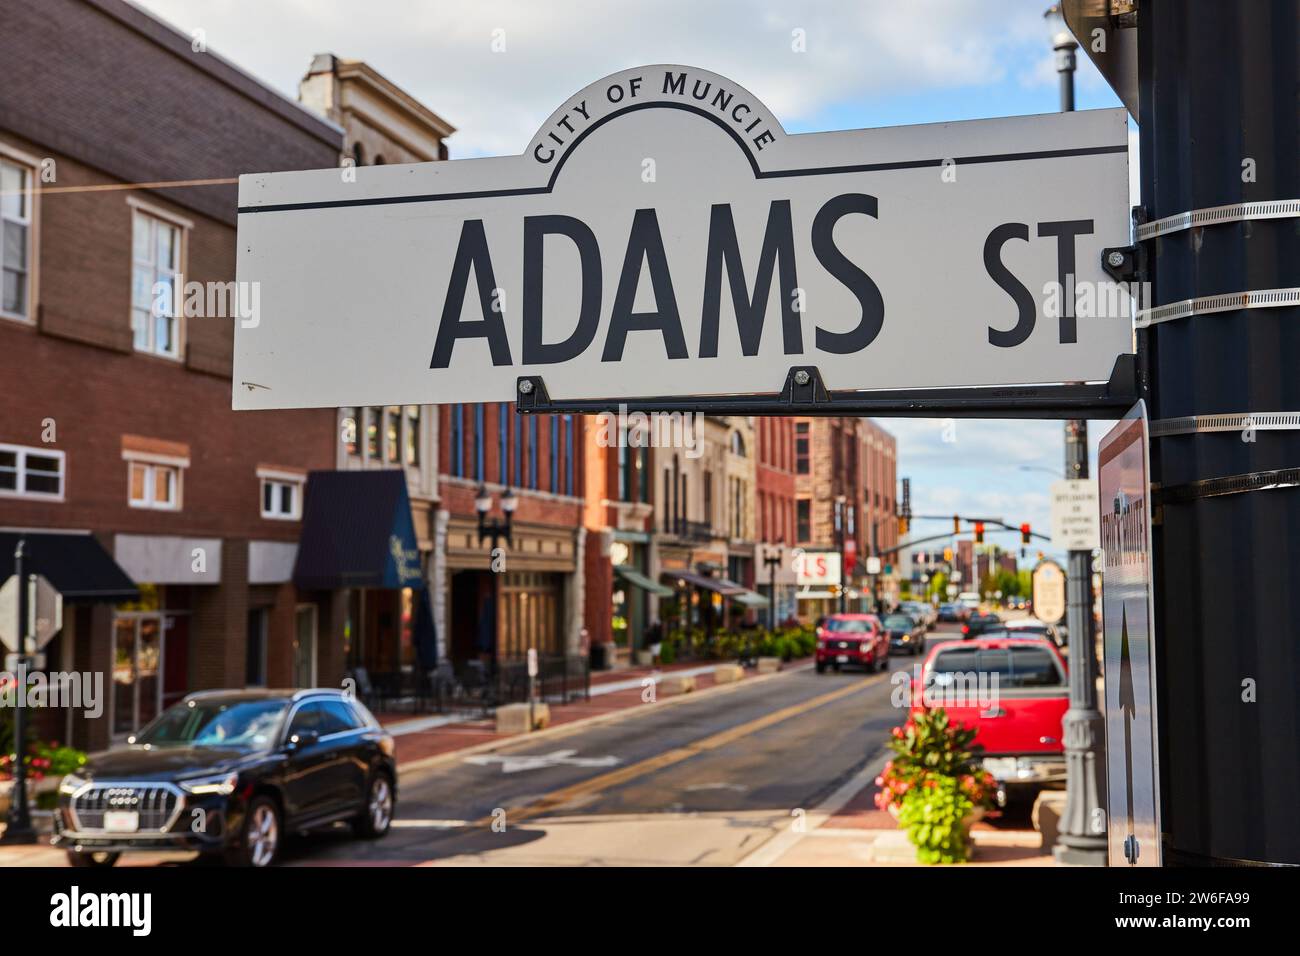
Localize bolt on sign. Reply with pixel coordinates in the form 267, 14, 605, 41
233, 65, 1131, 410
1098, 401, 1161, 867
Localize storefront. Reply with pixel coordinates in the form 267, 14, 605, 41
611, 534, 671, 660
0, 531, 139, 751
293, 470, 435, 684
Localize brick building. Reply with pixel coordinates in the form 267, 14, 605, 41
754, 417, 797, 623
0, 0, 343, 749
792, 417, 899, 617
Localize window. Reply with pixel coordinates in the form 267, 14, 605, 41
618, 434, 630, 501
564, 415, 574, 495
406, 406, 421, 467
366, 407, 381, 459
473, 405, 485, 480
1, 158, 32, 320
341, 408, 359, 458
499, 403, 509, 484
795, 422, 810, 474
730, 431, 746, 457
449, 404, 463, 477
514, 412, 523, 488
128, 460, 180, 510
528, 416, 538, 489
259, 470, 303, 520
385, 406, 401, 464
639, 445, 650, 503
0, 443, 64, 499
131, 210, 183, 357
797, 498, 811, 543
550, 416, 559, 492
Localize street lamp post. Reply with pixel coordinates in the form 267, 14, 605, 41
761, 542, 784, 630
475, 484, 518, 551
1045, 3, 1105, 867
835, 495, 847, 613
1, 538, 37, 845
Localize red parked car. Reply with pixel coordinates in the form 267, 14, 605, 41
913, 636, 1069, 805
815, 614, 888, 673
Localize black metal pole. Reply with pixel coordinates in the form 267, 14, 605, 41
1051, 25, 1106, 866
2, 538, 36, 844
1142, 0, 1300, 865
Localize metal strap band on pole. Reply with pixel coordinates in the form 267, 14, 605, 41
1149, 411, 1300, 438
1135, 288, 1300, 328
1157, 467, 1300, 504
1135, 199, 1300, 241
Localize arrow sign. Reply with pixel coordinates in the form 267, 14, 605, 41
1117, 605, 1138, 864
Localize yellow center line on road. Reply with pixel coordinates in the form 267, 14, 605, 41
474, 672, 886, 829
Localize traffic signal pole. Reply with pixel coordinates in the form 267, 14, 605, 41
1142, 0, 1300, 865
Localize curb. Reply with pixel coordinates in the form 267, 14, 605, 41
397, 660, 814, 778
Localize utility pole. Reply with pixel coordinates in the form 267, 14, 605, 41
1139, 0, 1300, 865
1046, 3, 1106, 867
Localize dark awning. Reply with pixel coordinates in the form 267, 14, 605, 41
615, 565, 674, 597
0, 531, 138, 603
666, 570, 745, 596
293, 470, 426, 591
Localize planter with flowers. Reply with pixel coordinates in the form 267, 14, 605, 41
874, 708, 996, 863
0, 741, 88, 818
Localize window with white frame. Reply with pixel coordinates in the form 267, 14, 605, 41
258, 469, 303, 520
127, 459, 181, 510
131, 209, 183, 358
345, 406, 423, 469
0, 443, 64, 499
1, 157, 33, 321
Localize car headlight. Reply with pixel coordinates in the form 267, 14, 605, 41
59, 773, 86, 796
180, 771, 239, 796
861, 641, 873, 653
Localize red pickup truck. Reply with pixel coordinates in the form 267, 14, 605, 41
913, 636, 1069, 806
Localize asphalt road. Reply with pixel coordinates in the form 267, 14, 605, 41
280, 632, 966, 866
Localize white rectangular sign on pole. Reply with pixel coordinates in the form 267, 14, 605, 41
233, 65, 1131, 410
1051, 479, 1102, 550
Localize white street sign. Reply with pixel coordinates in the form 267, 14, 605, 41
864, 556, 883, 575
1051, 479, 1102, 550
1032, 560, 1067, 624
234, 65, 1131, 410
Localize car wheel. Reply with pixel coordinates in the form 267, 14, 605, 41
355, 773, 394, 839
66, 850, 119, 868
815, 661, 826, 674
228, 795, 281, 867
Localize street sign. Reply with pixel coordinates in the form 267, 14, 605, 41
1032, 560, 1067, 624
1098, 400, 1161, 867
1051, 479, 1101, 550
793, 550, 841, 587
864, 555, 882, 575
0, 574, 63, 653
526, 647, 538, 678
234, 65, 1131, 411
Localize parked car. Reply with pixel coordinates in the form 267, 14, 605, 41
914, 636, 1069, 805
52, 689, 397, 868
815, 614, 888, 673
880, 612, 927, 656
1004, 618, 1065, 648
961, 611, 1004, 638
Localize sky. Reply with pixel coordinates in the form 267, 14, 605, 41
134, 0, 1135, 564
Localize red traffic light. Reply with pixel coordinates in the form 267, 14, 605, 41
1020, 523, 1032, 544
974, 521, 985, 544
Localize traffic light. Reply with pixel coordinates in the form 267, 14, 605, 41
953, 515, 961, 535
898, 516, 909, 535
1021, 523, 1032, 545
974, 521, 985, 544
943, 547, 953, 563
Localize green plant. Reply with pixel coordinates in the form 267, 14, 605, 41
897, 775, 975, 864
875, 709, 995, 813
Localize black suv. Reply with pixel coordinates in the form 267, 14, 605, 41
52, 689, 397, 868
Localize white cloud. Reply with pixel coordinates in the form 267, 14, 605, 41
134, 0, 1060, 156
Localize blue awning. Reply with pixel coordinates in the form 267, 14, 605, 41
293, 470, 425, 591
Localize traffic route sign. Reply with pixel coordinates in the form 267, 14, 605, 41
1098, 401, 1161, 867
1050, 478, 1101, 550
234, 64, 1130, 411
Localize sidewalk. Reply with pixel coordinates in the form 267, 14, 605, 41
740, 767, 1053, 867
378, 659, 804, 769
